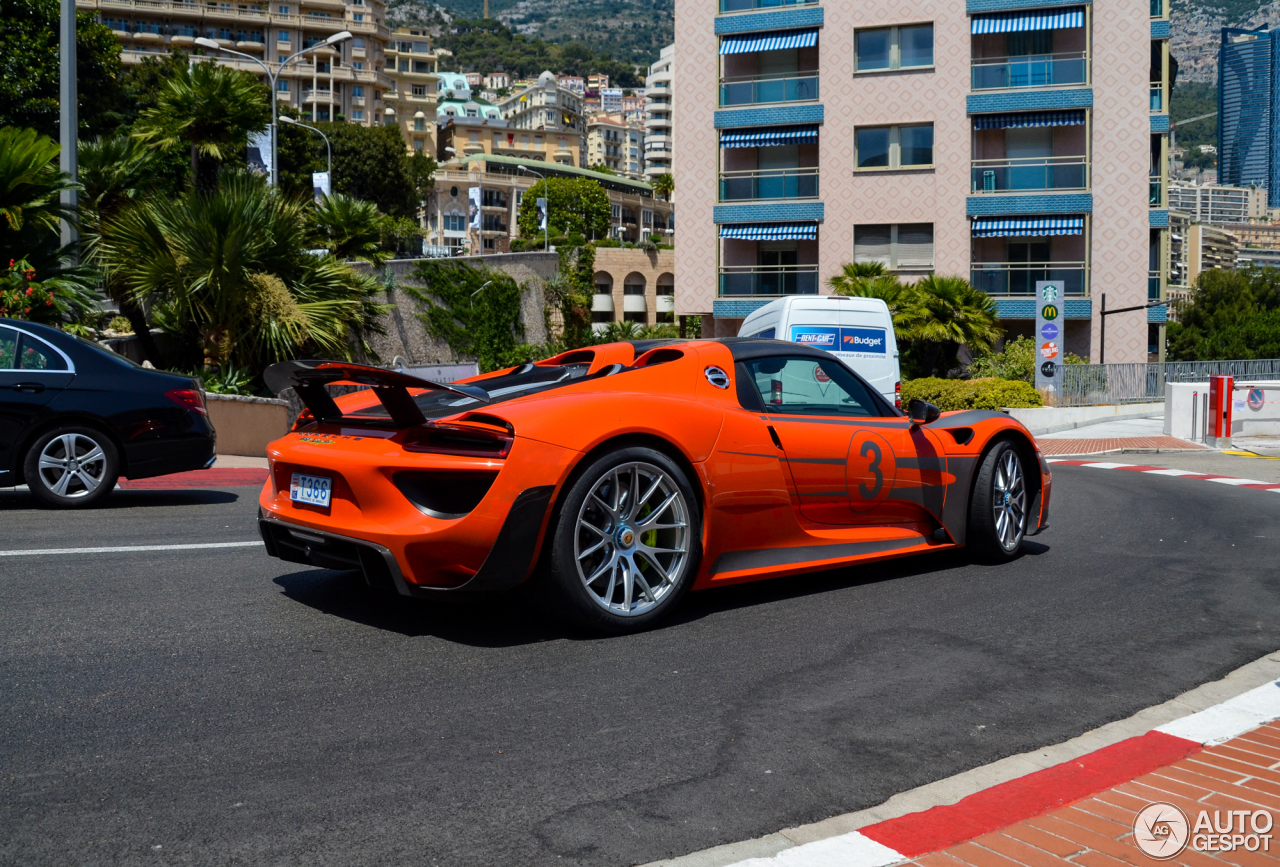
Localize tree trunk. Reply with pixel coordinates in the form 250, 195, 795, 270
119, 296, 161, 364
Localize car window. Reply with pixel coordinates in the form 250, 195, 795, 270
16, 334, 66, 370
0, 328, 15, 369
741, 355, 882, 417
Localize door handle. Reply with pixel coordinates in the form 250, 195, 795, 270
12, 382, 45, 393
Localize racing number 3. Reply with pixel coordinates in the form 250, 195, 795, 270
848, 431, 896, 513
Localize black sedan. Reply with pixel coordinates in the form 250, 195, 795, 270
0, 319, 217, 508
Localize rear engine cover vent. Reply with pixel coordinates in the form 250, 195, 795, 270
393, 470, 499, 519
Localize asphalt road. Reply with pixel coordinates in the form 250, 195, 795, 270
2, 468, 1279, 867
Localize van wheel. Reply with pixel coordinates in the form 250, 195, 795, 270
23, 427, 119, 509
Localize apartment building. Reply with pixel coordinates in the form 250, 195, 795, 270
645, 44, 675, 182
1168, 211, 1238, 292
437, 115, 581, 166
675, 0, 1168, 363
586, 115, 646, 179
497, 72, 586, 161
485, 72, 510, 90
426, 155, 673, 256
1168, 181, 1268, 223
82, 0, 392, 126
1219, 26, 1280, 191
382, 29, 438, 152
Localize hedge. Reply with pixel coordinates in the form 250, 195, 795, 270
901, 377, 1042, 411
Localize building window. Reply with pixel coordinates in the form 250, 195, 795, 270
353, 37, 363, 48
351, 110, 363, 120
276, 80, 289, 92
353, 61, 363, 70
414, 118, 424, 131
444, 214, 466, 231
352, 86, 363, 97
277, 4, 287, 11
855, 124, 934, 170
855, 24, 934, 72
352, 13, 363, 21
854, 223, 934, 270
277, 29, 289, 41
411, 84, 426, 97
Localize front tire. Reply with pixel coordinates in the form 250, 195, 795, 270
966, 440, 1028, 563
24, 426, 119, 509
544, 446, 701, 634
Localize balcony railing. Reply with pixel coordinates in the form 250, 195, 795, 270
970, 262, 1088, 296
971, 53, 1087, 90
1148, 271, 1162, 301
1150, 82, 1165, 111
718, 0, 818, 13
720, 265, 820, 296
1149, 175, 1163, 206
971, 156, 1087, 193
719, 167, 819, 201
719, 72, 819, 107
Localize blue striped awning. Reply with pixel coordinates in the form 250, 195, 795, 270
719, 29, 819, 55
973, 110, 1086, 129
720, 125, 819, 148
972, 217, 1084, 237
720, 223, 818, 241
971, 7, 1084, 34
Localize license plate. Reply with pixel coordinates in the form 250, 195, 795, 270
290, 473, 332, 507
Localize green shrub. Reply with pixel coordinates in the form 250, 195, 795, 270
902, 377, 1042, 411
106, 315, 134, 334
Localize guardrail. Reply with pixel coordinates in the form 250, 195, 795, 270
1054, 359, 1280, 406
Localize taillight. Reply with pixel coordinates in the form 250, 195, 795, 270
402, 423, 513, 458
895, 381, 902, 410
770, 379, 783, 405
166, 388, 207, 415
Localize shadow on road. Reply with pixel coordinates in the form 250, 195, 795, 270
0, 488, 240, 510
272, 540, 1051, 646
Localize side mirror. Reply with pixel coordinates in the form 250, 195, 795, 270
908, 398, 940, 426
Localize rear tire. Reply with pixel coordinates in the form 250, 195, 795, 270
24, 426, 119, 509
966, 440, 1028, 563
543, 446, 701, 634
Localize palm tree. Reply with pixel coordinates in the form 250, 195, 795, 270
311, 193, 387, 265
0, 127, 78, 259
898, 275, 1002, 378
79, 135, 167, 356
131, 61, 271, 195
651, 173, 674, 202
98, 174, 386, 371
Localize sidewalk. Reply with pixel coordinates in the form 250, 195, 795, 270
1035, 416, 1207, 457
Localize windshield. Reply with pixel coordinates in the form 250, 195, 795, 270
346, 363, 594, 421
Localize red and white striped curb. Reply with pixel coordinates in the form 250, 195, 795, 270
1045, 459, 1280, 493
723, 680, 1280, 867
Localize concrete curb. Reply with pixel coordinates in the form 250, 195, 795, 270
638, 649, 1280, 867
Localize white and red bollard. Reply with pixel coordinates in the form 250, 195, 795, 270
1207, 375, 1234, 448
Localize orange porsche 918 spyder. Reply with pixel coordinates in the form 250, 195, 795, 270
259, 338, 1050, 633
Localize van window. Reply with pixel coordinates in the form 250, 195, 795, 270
752, 328, 776, 339
741, 355, 882, 417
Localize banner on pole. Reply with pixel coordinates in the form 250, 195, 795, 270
1035, 280, 1064, 396
248, 129, 273, 178
311, 171, 330, 201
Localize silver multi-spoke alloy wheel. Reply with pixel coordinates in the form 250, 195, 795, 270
991, 448, 1026, 552
37, 432, 109, 499
573, 461, 691, 617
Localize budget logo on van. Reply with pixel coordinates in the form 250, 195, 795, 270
840, 327, 887, 354
789, 326, 840, 349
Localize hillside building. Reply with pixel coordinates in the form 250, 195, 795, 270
644, 44, 674, 183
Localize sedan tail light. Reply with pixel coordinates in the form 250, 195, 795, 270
402, 423, 513, 458
166, 388, 208, 415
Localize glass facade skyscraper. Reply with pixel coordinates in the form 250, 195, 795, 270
1219, 26, 1280, 190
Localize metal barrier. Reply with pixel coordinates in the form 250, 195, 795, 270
1054, 359, 1280, 406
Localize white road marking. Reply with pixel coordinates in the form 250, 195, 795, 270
0, 541, 263, 557
727, 831, 905, 867
1204, 477, 1271, 486
1156, 679, 1280, 745
1142, 469, 1204, 476
1081, 462, 1133, 469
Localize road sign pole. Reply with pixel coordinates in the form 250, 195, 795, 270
1035, 281, 1065, 401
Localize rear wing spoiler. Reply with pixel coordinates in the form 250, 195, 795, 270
264, 360, 490, 429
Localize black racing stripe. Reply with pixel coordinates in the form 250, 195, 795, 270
928, 410, 1009, 429
763, 416, 911, 429
788, 457, 848, 465
896, 456, 948, 471
711, 535, 928, 575
718, 450, 780, 460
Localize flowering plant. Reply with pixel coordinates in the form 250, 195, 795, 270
0, 258, 58, 322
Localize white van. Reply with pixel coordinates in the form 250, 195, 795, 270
737, 296, 902, 406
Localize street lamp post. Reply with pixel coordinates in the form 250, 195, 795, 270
279, 116, 331, 192
517, 164, 548, 252
194, 30, 351, 188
